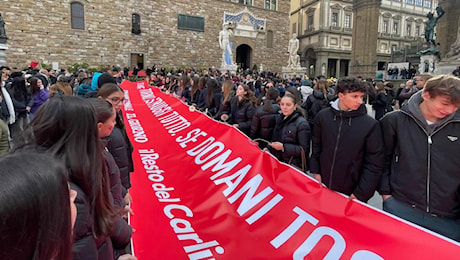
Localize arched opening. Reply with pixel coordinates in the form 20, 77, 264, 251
304, 48, 316, 78
236, 44, 252, 70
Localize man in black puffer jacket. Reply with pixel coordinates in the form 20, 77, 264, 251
310, 78, 384, 202
379, 74, 460, 242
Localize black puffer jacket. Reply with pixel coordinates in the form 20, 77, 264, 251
71, 182, 108, 260
227, 96, 256, 136
379, 92, 460, 218
250, 100, 280, 141
310, 100, 384, 202
304, 89, 331, 127
270, 110, 310, 171
107, 118, 134, 191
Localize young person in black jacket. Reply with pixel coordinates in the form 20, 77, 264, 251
250, 87, 280, 147
379, 74, 460, 242
310, 78, 384, 202
268, 93, 310, 172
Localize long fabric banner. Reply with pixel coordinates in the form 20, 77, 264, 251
121, 80, 460, 259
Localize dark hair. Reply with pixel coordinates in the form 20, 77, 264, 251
87, 98, 114, 123
178, 74, 191, 89
337, 78, 367, 94
18, 96, 115, 237
97, 83, 125, 128
205, 78, 220, 108
282, 93, 298, 105
10, 76, 29, 101
0, 151, 72, 260
190, 75, 200, 98
263, 87, 280, 112
29, 77, 41, 96
286, 86, 302, 105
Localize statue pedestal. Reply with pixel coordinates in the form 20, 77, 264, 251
282, 66, 307, 79
220, 64, 238, 75
418, 54, 438, 75
0, 43, 7, 66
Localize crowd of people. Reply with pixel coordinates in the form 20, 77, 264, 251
1, 63, 460, 259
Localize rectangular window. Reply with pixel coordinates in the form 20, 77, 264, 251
344, 14, 351, 28
406, 23, 411, 36
177, 14, 205, 32
406, 0, 414, 4
383, 20, 388, 33
238, 0, 253, 5
423, 0, 431, 8
265, 0, 277, 11
331, 12, 338, 27
308, 15, 314, 30
393, 21, 399, 34
292, 23, 297, 35
415, 0, 422, 6
415, 25, 420, 36
71, 2, 84, 30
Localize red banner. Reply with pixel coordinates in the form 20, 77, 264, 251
122, 80, 460, 259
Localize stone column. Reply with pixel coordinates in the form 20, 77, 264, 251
349, 0, 381, 79
336, 59, 341, 78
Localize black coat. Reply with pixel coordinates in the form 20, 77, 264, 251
270, 110, 310, 171
372, 92, 387, 120
250, 100, 280, 142
310, 103, 384, 202
107, 120, 134, 191
227, 96, 256, 136
379, 92, 460, 218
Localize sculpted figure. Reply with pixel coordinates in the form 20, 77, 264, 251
219, 23, 234, 67
287, 33, 300, 67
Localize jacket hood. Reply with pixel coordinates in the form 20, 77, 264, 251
312, 89, 326, 100
330, 99, 367, 118
403, 91, 460, 134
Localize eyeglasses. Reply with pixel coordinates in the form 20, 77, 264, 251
108, 97, 127, 105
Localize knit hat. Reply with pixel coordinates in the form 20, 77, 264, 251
97, 73, 117, 89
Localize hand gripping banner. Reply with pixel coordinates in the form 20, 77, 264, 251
121, 80, 460, 260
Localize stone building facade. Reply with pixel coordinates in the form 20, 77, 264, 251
290, 0, 438, 78
0, 0, 289, 72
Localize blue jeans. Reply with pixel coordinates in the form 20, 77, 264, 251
383, 196, 460, 242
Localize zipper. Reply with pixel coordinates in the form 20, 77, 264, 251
400, 110, 460, 213
329, 112, 343, 188
426, 135, 432, 212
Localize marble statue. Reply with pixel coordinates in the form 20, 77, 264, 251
287, 33, 300, 68
0, 14, 6, 39
219, 22, 234, 68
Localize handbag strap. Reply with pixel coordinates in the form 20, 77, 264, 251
288, 146, 307, 172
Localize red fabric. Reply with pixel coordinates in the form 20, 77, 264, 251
121, 80, 460, 259
30, 61, 39, 69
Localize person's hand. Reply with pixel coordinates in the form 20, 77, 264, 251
348, 194, 357, 201
312, 173, 322, 183
269, 142, 283, 151
124, 193, 133, 205
220, 114, 229, 122
26, 106, 31, 112
118, 254, 138, 260
381, 194, 392, 201
232, 124, 239, 128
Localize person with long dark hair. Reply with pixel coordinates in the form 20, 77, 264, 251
8, 76, 32, 140
98, 83, 134, 205
17, 96, 116, 259
87, 98, 134, 259
223, 84, 256, 136
203, 78, 222, 117
29, 77, 49, 120
0, 151, 74, 260
250, 87, 280, 146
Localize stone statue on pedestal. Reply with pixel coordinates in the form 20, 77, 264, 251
219, 22, 234, 68
287, 33, 300, 68
424, 6, 445, 46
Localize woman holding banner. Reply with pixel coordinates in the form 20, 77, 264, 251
269, 94, 310, 172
